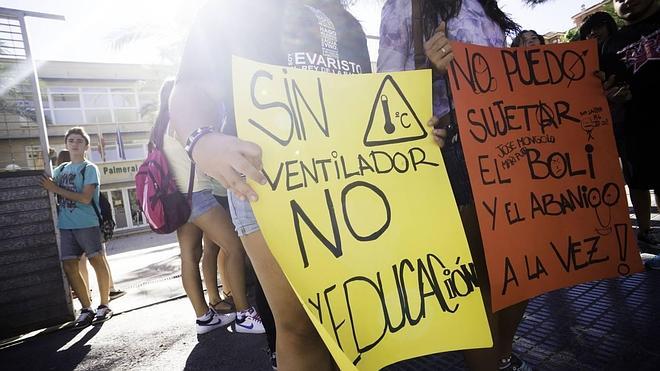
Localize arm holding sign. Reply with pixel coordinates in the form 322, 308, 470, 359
169, 83, 266, 202
596, 71, 632, 104
428, 115, 449, 148
377, 2, 451, 146
378, 1, 532, 370
423, 21, 455, 147
169, 0, 267, 202
424, 22, 454, 75
40, 174, 95, 205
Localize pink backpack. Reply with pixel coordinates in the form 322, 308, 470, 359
135, 147, 194, 234
135, 79, 196, 234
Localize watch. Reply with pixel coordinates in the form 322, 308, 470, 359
184, 126, 217, 163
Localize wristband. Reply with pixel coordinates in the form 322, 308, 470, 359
184, 126, 216, 163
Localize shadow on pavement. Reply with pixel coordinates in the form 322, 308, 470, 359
184, 325, 271, 371
0, 324, 102, 370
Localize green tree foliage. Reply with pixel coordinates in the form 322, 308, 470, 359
564, 27, 580, 42
601, 1, 626, 28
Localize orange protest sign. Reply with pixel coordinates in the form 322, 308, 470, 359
447, 40, 644, 311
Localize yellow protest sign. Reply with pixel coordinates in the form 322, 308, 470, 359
232, 56, 492, 370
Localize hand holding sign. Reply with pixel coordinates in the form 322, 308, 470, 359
40, 174, 57, 193
193, 132, 266, 201
427, 115, 449, 148
424, 22, 454, 74
595, 71, 632, 104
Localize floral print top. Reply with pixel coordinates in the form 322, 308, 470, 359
377, 0, 505, 117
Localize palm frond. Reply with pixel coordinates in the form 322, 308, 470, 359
523, 0, 554, 5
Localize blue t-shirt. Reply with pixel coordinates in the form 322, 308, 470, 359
53, 160, 101, 230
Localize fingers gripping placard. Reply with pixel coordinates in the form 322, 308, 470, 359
232, 57, 492, 370
446, 40, 644, 312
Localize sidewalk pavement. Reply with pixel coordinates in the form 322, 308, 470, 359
1, 225, 660, 370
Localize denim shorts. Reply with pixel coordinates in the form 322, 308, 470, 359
214, 195, 229, 211
227, 191, 260, 237
59, 226, 103, 260
188, 189, 220, 222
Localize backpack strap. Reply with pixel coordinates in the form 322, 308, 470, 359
80, 162, 104, 226
150, 106, 195, 201
186, 163, 195, 203
411, 0, 426, 69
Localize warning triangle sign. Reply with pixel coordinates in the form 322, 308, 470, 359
363, 75, 427, 147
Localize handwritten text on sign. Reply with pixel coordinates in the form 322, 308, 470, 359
447, 40, 643, 311
232, 57, 491, 370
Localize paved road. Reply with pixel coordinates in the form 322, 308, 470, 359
0, 298, 272, 371
1, 231, 272, 371
2, 226, 659, 370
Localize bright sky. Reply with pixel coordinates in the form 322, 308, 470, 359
5, 0, 603, 65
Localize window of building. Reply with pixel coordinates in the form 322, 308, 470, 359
83, 93, 110, 107
25, 145, 44, 169
103, 187, 146, 230
102, 144, 121, 162
114, 109, 138, 122
123, 143, 146, 160
89, 142, 147, 163
85, 109, 113, 124
51, 93, 80, 108
43, 86, 157, 125
53, 110, 83, 125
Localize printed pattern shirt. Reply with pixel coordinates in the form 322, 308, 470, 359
53, 161, 101, 229
377, 0, 505, 117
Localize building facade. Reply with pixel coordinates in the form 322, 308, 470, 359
1, 59, 173, 234
543, 31, 565, 45
572, 0, 609, 28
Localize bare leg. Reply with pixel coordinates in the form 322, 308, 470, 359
496, 300, 528, 359
241, 231, 333, 371
218, 248, 232, 297
102, 250, 116, 290
79, 255, 89, 294
202, 235, 221, 305
631, 188, 651, 233
177, 223, 207, 317
194, 206, 249, 311
63, 259, 92, 308
88, 254, 111, 306
460, 204, 500, 371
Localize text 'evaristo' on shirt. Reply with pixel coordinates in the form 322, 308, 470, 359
176, 0, 372, 137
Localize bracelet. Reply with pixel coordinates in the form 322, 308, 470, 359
184, 126, 217, 163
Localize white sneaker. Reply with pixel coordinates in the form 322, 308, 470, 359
235, 307, 265, 334
270, 351, 277, 370
196, 308, 232, 335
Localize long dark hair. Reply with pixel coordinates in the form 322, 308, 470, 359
578, 11, 618, 41
423, 0, 520, 37
148, 79, 175, 150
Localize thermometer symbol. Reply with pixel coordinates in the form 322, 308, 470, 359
381, 95, 395, 134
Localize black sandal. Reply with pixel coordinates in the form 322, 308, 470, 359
210, 295, 235, 314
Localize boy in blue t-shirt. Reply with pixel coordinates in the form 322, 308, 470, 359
41, 127, 113, 329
